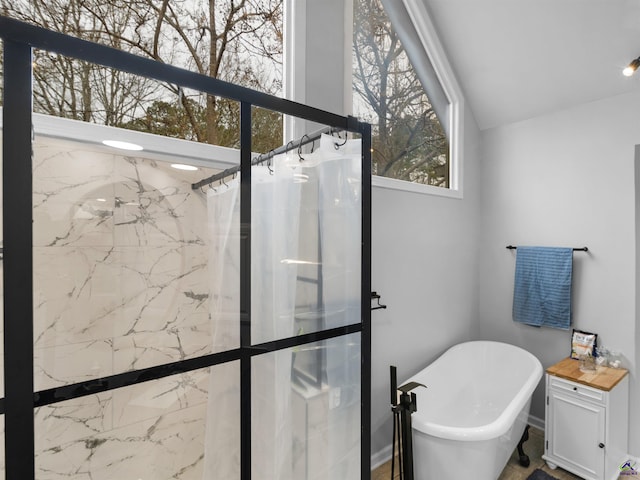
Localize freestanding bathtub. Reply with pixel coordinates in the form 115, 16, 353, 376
405, 341, 543, 480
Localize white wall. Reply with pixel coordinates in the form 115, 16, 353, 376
284, 0, 352, 139
369, 108, 482, 462
479, 90, 640, 455
287, 0, 640, 462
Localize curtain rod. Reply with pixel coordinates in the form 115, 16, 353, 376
191, 126, 343, 190
506, 245, 588, 252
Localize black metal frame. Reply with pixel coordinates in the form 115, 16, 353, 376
506, 245, 588, 252
389, 366, 424, 480
0, 15, 372, 480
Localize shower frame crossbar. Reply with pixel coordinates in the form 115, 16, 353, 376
0, 15, 372, 480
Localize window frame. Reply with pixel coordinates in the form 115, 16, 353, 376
368, 0, 465, 199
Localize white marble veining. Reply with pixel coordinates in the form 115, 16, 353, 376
32, 143, 212, 381
35, 400, 207, 480
33, 246, 120, 352
34, 339, 114, 391
26, 139, 217, 479
32, 145, 116, 248
35, 394, 114, 449
112, 322, 210, 374
111, 370, 209, 429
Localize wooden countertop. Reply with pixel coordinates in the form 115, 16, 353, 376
546, 357, 628, 391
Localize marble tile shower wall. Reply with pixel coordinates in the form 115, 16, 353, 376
8, 140, 218, 479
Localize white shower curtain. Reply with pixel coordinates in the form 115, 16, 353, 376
203, 178, 241, 480
202, 153, 302, 480
202, 134, 361, 480
305, 134, 362, 479
251, 154, 302, 480
314, 134, 362, 329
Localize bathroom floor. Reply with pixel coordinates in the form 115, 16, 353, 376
371, 427, 582, 480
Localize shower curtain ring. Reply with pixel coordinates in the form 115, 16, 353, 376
334, 133, 348, 150
286, 140, 295, 153
267, 158, 274, 175
298, 134, 310, 161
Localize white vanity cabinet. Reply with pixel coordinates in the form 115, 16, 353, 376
543, 358, 629, 480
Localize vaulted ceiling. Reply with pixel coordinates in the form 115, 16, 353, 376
420, 0, 640, 130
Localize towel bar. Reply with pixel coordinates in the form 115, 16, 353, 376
506, 245, 588, 252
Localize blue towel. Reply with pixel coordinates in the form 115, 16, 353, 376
512, 246, 573, 329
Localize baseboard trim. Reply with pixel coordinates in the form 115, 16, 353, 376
370, 443, 393, 471
528, 413, 545, 432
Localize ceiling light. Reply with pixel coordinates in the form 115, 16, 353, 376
102, 139, 144, 151
171, 164, 199, 171
623, 57, 640, 77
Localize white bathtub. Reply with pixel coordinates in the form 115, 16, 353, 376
405, 341, 543, 480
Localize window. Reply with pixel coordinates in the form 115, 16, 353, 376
353, 0, 463, 195
2, 0, 284, 150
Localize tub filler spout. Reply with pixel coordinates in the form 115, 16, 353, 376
390, 366, 426, 480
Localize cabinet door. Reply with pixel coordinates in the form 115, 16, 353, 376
548, 389, 605, 480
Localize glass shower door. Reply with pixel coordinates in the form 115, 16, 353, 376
0, 18, 371, 480
249, 133, 363, 479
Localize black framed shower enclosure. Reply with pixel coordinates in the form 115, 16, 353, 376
0, 16, 371, 480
